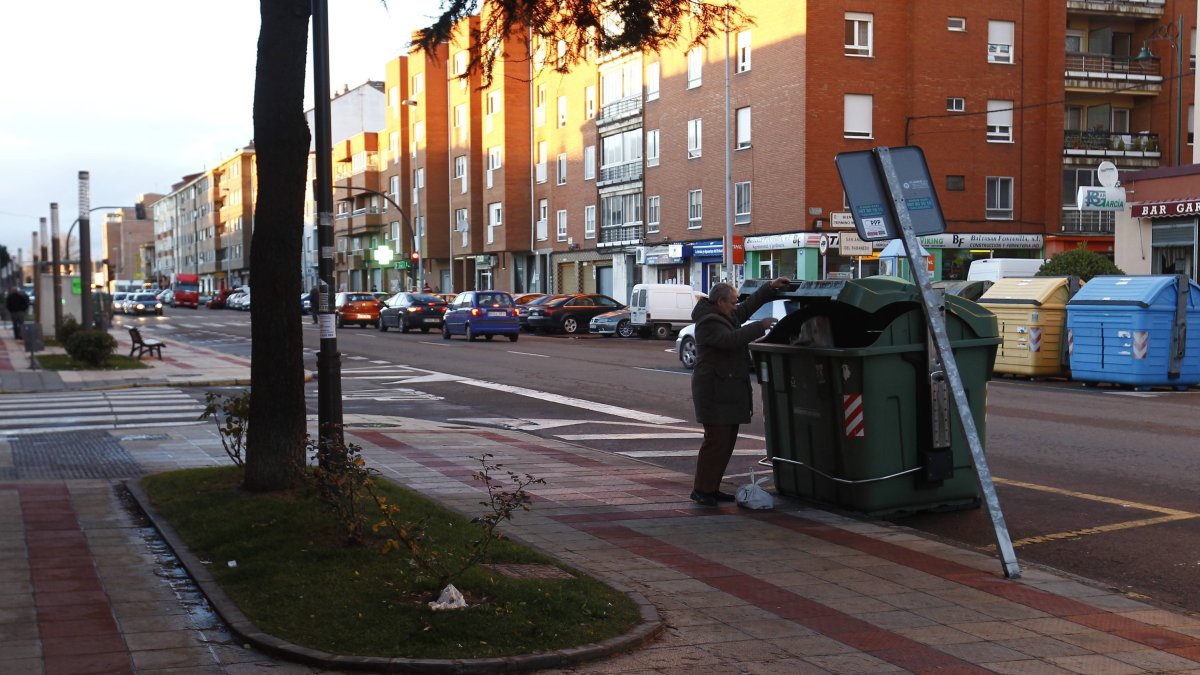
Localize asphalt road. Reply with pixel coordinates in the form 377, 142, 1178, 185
128, 309, 1200, 615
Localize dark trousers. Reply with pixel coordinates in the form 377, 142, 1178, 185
693, 423, 740, 493
10, 312, 25, 339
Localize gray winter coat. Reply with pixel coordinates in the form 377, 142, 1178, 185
690, 283, 778, 425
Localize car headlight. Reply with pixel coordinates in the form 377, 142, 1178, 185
136, 304, 145, 310
154, 303, 162, 309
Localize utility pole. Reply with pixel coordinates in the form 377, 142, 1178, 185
50, 203, 63, 338
312, 0, 343, 448
79, 171, 94, 329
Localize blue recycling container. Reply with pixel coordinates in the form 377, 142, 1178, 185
1066, 275, 1200, 390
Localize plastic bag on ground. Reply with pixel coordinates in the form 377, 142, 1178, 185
736, 471, 775, 510
428, 583, 468, 610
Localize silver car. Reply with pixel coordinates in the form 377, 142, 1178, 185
588, 309, 636, 338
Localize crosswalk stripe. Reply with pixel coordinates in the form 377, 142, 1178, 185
617, 449, 765, 458
0, 389, 206, 435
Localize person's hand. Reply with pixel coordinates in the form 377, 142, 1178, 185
759, 316, 778, 330
770, 276, 790, 289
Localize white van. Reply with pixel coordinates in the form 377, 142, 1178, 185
966, 258, 1045, 283
629, 283, 703, 339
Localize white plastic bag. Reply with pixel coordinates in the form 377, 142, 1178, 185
428, 584, 468, 610
736, 471, 774, 510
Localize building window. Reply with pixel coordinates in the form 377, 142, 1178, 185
845, 13, 873, 57
536, 141, 548, 183
735, 181, 751, 224
647, 129, 660, 166
948, 17, 966, 32
488, 146, 503, 170
988, 20, 1014, 64
737, 31, 751, 72
557, 210, 568, 241
535, 84, 546, 127
489, 202, 502, 227
986, 176, 1013, 220
1190, 105, 1195, 145
986, 100, 1013, 142
601, 128, 643, 171
584, 145, 596, 180
584, 205, 596, 238
600, 192, 642, 230
844, 94, 873, 139
557, 96, 568, 127
688, 189, 702, 228
646, 62, 660, 100
537, 199, 548, 240
487, 91, 501, 116
687, 47, 703, 88
687, 118, 702, 158
946, 175, 966, 191
946, 97, 965, 112
736, 107, 751, 148
557, 153, 567, 185
585, 85, 596, 119
646, 196, 660, 233
455, 208, 468, 233
415, 167, 425, 188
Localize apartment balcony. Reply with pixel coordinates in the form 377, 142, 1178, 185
598, 96, 643, 127
1065, 0, 1164, 19
335, 206, 385, 236
1060, 209, 1115, 235
596, 223, 643, 248
597, 161, 644, 187
1062, 130, 1161, 168
1065, 52, 1162, 93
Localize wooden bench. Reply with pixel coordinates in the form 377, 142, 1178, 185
128, 327, 164, 360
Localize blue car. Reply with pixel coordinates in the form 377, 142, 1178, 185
442, 290, 520, 342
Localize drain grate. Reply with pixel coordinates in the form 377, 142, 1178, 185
3, 431, 143, 480
482, 563, 575, 580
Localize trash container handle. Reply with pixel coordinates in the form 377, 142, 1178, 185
758, 455, 922, 484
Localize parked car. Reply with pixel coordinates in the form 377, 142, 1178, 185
378, 292, 448, 333
208, 288, 238, 309
517, 294, 567, 332
437, 293, 457, 304
675, 299, 798, 369
156, 288, 174, 306
124, 292, 164, 316
525, 293, 625, 335
630, 283, 704, 339
230, 289, 252, 311
589, 309, 636, 338
512, 292, 546, 306
334, 292, 382, 328
442, 290, 520, 341
225, 291, 247, 310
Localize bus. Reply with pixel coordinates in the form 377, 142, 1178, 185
173, 273, 200, 309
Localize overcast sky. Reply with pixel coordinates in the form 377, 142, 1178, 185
0, 0, 443, 263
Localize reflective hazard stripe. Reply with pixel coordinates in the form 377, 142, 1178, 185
1028, 326, 1042, 353
1133, 331, 1149, 360
843, 394, 865, 438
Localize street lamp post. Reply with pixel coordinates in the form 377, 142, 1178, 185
1135, 15, 1185, 165
78, 171, 94, 329
50, 203, 63, 337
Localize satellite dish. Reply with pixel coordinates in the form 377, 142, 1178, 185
1096, 161, 1120, 188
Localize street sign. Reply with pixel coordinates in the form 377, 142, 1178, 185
839, 231, 872, 256
830, 211, 855, 229
834, 146, 947, 241
818, 234, 829, 255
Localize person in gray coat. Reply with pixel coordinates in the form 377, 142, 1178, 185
690, 276, 789, 506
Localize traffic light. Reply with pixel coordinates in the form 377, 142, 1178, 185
410, 251, 419, 263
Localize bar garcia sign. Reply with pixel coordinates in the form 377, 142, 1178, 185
1132, 198, 1200, 219
1075, 186, 1127, 211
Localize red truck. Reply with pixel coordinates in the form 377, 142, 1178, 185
173, 273, 200, 309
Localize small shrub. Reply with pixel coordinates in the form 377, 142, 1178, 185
57, 316, 82, 345
1038, 245, 1124, 282
65, 329, 116, 366
200, 390, 250, 467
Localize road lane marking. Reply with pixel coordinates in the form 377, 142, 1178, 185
508, 351, 550, 358
991, 478, 1200, 548
459, 379, 684, 425
633, 367, 688, 375
617, 449, 763, 457
559, 433, 703, 441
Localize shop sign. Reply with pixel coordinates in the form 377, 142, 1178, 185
839, 231, 873, 256
1133, 199, 1200, 219
913, 233, 1043, 249
1075, 186, 1126, 211
830, 212, 855, 229
474, 255, 495, 268
692, 240, 724, 257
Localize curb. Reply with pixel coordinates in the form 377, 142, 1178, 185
123, 480, 663, 673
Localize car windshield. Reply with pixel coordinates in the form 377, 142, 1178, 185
531, 295, 567, 306
134, 294, 158, 301
345, 293, 376, 302
476, 293, 514, 307
410, 293, 443, 304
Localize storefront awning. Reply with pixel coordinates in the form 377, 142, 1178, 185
1131, 198, 1200, 219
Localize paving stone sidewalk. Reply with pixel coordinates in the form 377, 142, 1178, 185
3, 331, 1200, 672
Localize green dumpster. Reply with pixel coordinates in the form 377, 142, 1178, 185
750, 277, 1000, 516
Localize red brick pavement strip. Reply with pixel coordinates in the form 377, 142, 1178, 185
14, 483, 135, 675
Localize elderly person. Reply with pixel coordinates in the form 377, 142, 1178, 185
689, 277, 790, 506
5, 286, 30, 340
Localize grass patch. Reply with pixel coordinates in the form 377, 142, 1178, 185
139, 466, 640, 659
36, 354, 149, 370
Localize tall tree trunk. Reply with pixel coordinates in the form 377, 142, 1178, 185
245, 0, 310, 491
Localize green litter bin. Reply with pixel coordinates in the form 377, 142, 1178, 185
750, 277, 1000, 517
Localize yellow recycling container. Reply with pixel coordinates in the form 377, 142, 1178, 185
978, 276, 1076, 377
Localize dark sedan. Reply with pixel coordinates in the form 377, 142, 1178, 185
517, 294, 567, 332
378, 292, 448, 333
525, 293, 625, 335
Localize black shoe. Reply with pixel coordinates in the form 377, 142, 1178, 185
714, 490, 736, 502
689, 490, 717, 506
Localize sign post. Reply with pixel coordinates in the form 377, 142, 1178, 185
836, 146, 1020, 579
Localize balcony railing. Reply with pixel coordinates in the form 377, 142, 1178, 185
1063, 130, 1160, 156
1060, 209, 1115, 235
598, 161, 643, 187
1065, 0, 1165, 17
597, 223, 643, 246
1065, 51, 1161, 79
598, 96, 643, 126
